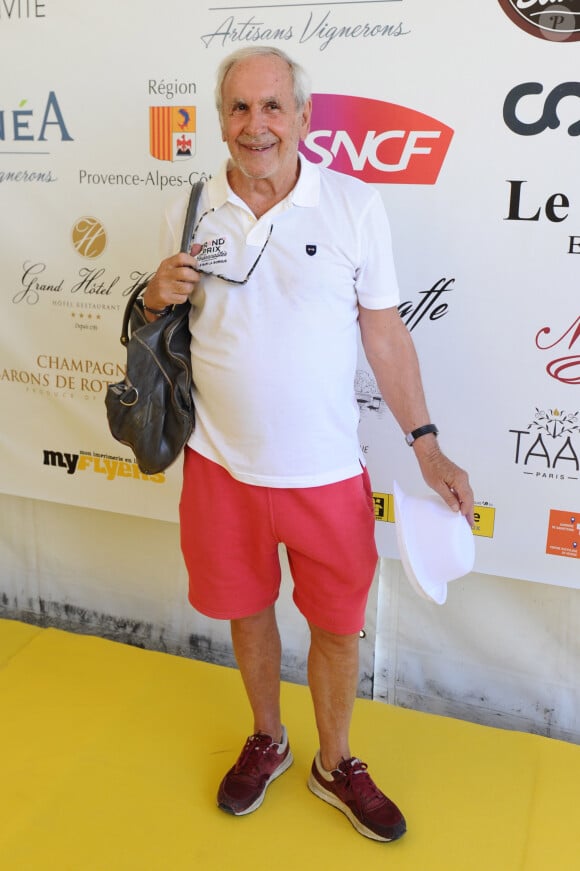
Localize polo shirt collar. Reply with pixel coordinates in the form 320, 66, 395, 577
291, 153, 320, 207
206, 153, 320, 212
206, 161, 230, 210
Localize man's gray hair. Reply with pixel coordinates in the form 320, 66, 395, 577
215, 46, 311, 119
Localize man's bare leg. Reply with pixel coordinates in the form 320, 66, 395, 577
218, 605, 290, 816
308, 623, 359, 770
230, 604, 283, 741
306, 623, 407, 841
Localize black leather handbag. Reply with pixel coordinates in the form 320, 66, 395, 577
105, 181, 203, 475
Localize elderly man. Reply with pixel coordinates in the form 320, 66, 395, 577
143, 46, 473, 842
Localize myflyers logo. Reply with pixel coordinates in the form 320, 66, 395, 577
149, 105, 196, 162
72, 217, 107, 259
42, 449, 165, 483
299, 94, 453, 184
497, 0, 580, 42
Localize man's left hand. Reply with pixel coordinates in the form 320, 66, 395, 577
413, 438, 475, 528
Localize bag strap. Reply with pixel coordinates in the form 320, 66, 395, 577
119, 179, 205, 345
179, 178, 204, 253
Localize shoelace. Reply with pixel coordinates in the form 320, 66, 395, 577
233, 734, 279, 779
338, 758, 387, 811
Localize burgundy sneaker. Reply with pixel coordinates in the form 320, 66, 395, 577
217, 726, 293, 816
308, 752, 406, 842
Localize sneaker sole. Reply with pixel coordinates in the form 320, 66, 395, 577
219, 750, 294, 817
307, 771, 406, 842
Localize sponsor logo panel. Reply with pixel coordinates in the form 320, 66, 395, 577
0, 0, 46, 19
472, 506, 496, 538
12, 246, 150, 332
372, 491, 492, 538
504, 82, 580, 137
504, 178, 580, 257
72, 217, 107, 259
536, 316, 580, 384
77, 80, 208, 188
0, 90, 72, 184
199, 9, 411, 52
498, 0, 580, 42
149, 105, 196, 162
1, 356, 127, 402
510, 407, 580, 480
8, 217, 149, 333
373, 492, 395, 523
300, 94, 453, 184
42, 448, 165, 484
0, 92, 73, 151
546, 508, 580, 557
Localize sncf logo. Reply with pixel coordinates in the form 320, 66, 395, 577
299, 94, 453, 185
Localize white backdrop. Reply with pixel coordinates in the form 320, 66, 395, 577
1, 0, 579, 586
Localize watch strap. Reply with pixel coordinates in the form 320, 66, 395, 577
405, 424, 439, 446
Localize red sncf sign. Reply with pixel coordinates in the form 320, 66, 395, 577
299, 94, 453, 184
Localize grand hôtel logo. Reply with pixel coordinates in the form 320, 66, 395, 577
71, 217, 107, 259
498, 0, 580, 41
299, 94, 453, 184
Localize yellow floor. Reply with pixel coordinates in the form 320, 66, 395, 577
0, 618, 578, 870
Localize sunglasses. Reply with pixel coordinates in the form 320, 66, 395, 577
191, 209, 273, 285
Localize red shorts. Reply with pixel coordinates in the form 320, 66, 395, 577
179, 449, 378, 635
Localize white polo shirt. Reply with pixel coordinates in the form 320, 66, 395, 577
162, 156, 400, 488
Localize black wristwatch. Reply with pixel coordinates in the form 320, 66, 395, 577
405, 424, 439, 446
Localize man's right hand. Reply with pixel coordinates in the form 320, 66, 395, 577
142, 243, 203, 317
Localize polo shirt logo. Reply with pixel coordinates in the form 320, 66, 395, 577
306, 244, 317, 256
198, 235, 228, 268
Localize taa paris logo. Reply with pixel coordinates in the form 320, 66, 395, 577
497, 0, 580, 42
299, 94, 453, 185
149, 106, 196, 162
510, 407, 580, 480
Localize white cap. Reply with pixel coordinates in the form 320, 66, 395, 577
393, 480, 475, 605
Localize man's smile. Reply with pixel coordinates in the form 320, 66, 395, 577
240, 141, 277, 151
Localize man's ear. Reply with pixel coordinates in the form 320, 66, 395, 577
300, 98, 313, 140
